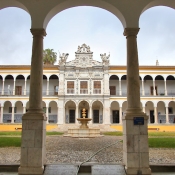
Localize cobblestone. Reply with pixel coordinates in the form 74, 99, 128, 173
0, 136, 174, 164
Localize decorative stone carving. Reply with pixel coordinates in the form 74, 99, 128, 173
59, 53, 69, 65
76, 43, 92, 53
100, 53, 110, 65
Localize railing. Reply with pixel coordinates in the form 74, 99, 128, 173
80, 89, 88, 94
93, 89, 101, 94
67, 89, 74, 94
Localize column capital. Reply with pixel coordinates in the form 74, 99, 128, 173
123, 28, 140, 37
30, 28, 47, 36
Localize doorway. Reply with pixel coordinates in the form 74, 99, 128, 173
113, 110, 119, 123
150, 110, 154, 123
69, 110, 75, 123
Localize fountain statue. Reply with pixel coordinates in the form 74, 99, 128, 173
77, 108, 91, 129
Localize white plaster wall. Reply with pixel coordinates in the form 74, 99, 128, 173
169, 101, 175, 114
49, 79, 59, 93
122, 102, 127, 115
155, 80, 165, 94
4, 101, 12, 113
121, 80, 127, 95
15, 79, 25, 94
15, 101, 23, 113
166, 80, 175, 94
157, 102, 165, 115
49, 102, 57, 114
4, 80, 14, 94
145, 102, 154, 116
109, 80, 119, 94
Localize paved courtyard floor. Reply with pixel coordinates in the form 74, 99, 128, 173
0, 136, 174, 165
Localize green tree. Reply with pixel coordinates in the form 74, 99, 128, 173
43, 49, 57, 65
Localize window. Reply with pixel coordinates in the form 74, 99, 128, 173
15, 86, 22, 95
93, 81, 101, 94
9, 107, 17, 113
110, 86, 116, 95
80, 81, 88, 94
67, 81, 74, 94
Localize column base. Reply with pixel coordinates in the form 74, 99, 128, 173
19, 112, 46, 175
125, 166, 151, 175
123, 110, 150, 175
18, 166, 44, 175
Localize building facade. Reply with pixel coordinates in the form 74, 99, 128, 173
0, 44, 175, 125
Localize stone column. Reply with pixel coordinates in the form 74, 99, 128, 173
164, 80, 167, 96
18, 29, 47, 175
24, 79, 27, 95
89, 106, 92, 124
0, 106, 3, 123
23, 106, 26, 114
57, 100, 64, 124
165, 106, 169, 124
76, 105, 79, 124
142, 80, 145, 96
142, 106, 145, 113
123, 28, 151, 175
11, 106, 14, 123
103, 99, 110, 124
119, 106, 122, 124
153, 80, 156, 96
46, 80, 49, 95
1, 80, 4, 95
154, 106, 158, 124
57, 106, 59, 124
13, 80, 16, 95
119, 79, 122, 95
46, 106, 49, 124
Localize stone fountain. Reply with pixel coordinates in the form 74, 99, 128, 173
65, 108, 102, 138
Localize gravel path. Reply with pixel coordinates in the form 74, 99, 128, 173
0, 136, 174, 164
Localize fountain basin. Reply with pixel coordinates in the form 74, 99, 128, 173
65, 128, 103, 138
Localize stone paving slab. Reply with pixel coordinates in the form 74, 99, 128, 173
44, 164, 78, 175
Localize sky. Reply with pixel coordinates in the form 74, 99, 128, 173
0, 6, 174, 66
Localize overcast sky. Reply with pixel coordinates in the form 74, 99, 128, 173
0, 6, 174, 66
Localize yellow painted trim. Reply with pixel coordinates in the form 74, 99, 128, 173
110, 124, 175, 132
0, 124, 58, 131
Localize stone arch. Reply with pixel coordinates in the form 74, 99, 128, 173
48, 101, 58, 123
4, 75, 14, 95
145, 101, 154, 123
49, 74, 59, 95
0, 0, 29, 14
122, 101, 127, 116
109, 75, 119, 96
65, 100, 77, 123
155, 75, 165, 96
64, 99, 77, 107
43, 75, 47, 95
157, 101, 165, 123
166, 75, 175, 96
92, 100, 103, 124
3, 100, 12, 123
143, 75, 153, 96
140, 0, 175, 16
168, 101, 175, 123
43, 0, 126, 29
121, 75, 127, 96
14, 100, 23, 123
110, 101, 120, 123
